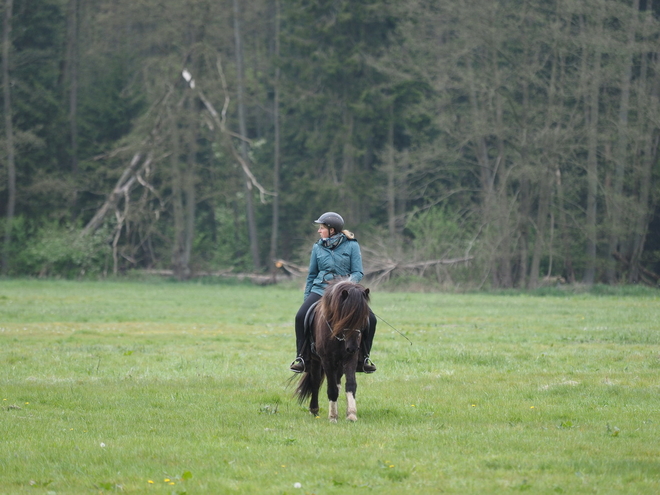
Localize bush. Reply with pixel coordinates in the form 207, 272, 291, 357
13, 220, 111, 277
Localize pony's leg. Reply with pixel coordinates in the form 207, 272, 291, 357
328, 400, 338, 423
325, 364, 340, 423
344, 364, 358, 422
308, 360, 322, 416
346, 391, 357, 422
309, 390, 319, 416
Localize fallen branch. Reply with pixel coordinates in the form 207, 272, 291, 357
82, 153, 152, 236
365, 255, 474, 284
134, 268, 292, 285
273, 259, 306, 277
398, 257, 475, 270
366, 256, 473, 274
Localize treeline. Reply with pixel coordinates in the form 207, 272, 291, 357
0, 0, 659, 288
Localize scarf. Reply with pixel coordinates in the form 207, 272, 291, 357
321, 233, 345, 249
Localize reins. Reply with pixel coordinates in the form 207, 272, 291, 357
373, 312, 413, 346
319, 300, 413, 345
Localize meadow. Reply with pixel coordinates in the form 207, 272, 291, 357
0, 279, 659, 494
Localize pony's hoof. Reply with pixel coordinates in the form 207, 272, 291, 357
329, 418, 338, 424
347, 414, 357, 422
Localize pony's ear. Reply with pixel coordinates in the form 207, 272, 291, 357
364, 288, 370, 297
341, 289, 349, 300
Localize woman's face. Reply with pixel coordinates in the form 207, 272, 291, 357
318, 224, 331, 238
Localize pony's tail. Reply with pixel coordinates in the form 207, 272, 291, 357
294, 371, 324, 404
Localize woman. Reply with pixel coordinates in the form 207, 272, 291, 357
290, 212, 377, 373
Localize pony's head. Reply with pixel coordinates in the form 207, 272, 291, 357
320, 279, 371, 354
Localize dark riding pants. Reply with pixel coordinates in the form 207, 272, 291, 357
294, 293, 376, 360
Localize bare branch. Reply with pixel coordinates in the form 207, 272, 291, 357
183, 62, 274, 204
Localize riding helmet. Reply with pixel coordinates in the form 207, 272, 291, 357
314, 212, 344, 233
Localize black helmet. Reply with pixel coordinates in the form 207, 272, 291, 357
314, 212, 344, 233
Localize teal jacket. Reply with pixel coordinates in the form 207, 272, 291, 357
304, 234, 364, 300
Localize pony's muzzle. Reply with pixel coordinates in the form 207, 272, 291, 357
344, 333, 361, 355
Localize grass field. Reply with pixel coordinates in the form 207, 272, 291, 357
1, 279, 659, 494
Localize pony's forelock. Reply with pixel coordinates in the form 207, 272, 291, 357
320, 279, 370, 339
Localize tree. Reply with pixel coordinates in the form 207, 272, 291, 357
233, 0, 261, 271
65, 0, 79, 219
268, 0, 281, 271
2, 0, 15, 275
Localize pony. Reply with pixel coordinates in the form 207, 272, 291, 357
294, 279, 371, 423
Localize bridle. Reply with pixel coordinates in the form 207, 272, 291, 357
323, 314, 364, 341
334, 328, 361, 342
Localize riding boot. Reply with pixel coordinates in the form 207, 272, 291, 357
290, 355, 305, 373
290, 333, 308, 373
291, 293, 321, 372
295, 325, 307, 358
358, 312, 377, 373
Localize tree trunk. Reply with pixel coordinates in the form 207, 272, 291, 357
492, 48, 512, 288
468, 58, 498, 286
556, 167, 575, 283
170, 105, 187, 279
67, 0, 79, 220
629, 28, 659, 282
529, 167, 552, 288
341, 106, 358, 222
169, 88, 198, 281
583, 16, 602, 285
628, 133, 658, 283
518, 70, 531, 289
386, 104, 396, 238
233, 0, 261, 271
2, 0, 14, 276
183, 129, 196, 277
269, 0, 280, 275
552, 41, 576, 283
607, 0, 639, 282
530, 43, 559, 289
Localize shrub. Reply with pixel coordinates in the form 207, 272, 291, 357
16, 221, 111, 277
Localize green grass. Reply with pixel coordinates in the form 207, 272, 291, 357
1, 279, 659, 494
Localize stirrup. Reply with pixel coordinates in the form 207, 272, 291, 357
290, 357, 305, 373
362, 357, 376, 374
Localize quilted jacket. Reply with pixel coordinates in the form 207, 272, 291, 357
303, 234, 364, 300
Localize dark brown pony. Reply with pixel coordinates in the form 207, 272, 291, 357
294, 279, 371, 422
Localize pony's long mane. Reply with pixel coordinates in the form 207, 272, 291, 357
319, 279, 370, 338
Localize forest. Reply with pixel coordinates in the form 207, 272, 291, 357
0, 0, 659, 288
